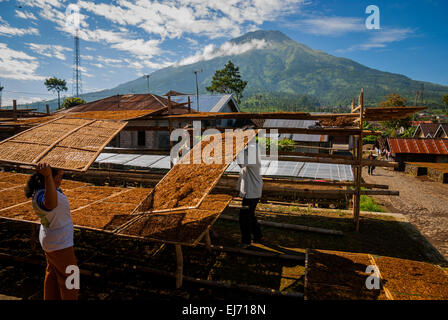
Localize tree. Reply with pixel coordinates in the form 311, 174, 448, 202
443, 94, 448, 114
62, 97, 86, 109
379, 93, 406, 107
379, 93, 410, 130
44, 77, 67, 109
206, 60, 247, 104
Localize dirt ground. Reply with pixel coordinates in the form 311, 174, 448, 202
364, 167, 448, 259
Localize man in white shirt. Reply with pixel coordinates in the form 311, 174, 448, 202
236, 142, 263, 247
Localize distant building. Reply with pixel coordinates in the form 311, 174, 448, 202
388, 138, 448, 165
434, 124, 448, 139
167, 93, 240, 128
413, 123, 440, 138
63, 93, 242, 150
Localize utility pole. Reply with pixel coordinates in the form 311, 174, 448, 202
145, 75, 150, 93
0, 82, 3, 109
420, 83, 424, 106
193, 69, 202, 111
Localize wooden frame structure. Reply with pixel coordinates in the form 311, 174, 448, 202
131, 88, 423, 232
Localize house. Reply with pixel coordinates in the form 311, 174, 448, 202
413, 123, 440, 138
63, 93, 242, 150
388, 138, 448, 165
434, 124, 448, 139
62, 93, 189, 150
166, 93, 241, 128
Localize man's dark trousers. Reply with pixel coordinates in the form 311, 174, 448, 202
239, 197, 262, 244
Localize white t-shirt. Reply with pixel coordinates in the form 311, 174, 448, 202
236, 143, 263, 199
32, 189, 74, 252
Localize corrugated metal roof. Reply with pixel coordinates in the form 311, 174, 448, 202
263, 119, 328, 142
64, 94, 176, 113
388, 138, 448, 155
95, 154, 353, 181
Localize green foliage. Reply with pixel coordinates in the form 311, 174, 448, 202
360, 195, 383, 212
206, 60, 247, 104
278, 138, 295, 152
257, 137, 295, 152
62, 97, 86, 109
443, 94, 448, 114
44, 77, 67, 109
362, 122, 379, 144
400, 126, 417, 138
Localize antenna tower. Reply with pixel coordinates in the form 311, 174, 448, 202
72, 29, 82, 97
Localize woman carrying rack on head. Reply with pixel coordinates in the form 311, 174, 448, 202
24, 162, 78, 300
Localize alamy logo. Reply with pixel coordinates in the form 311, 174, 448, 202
65, 4, 80, 31
365, 5, 380, 30
365, 265, 380, 289
65, 265, 80, 290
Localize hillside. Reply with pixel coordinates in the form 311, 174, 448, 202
27, 30, 448, 112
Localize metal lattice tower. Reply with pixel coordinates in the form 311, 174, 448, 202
72, 29, 82, 97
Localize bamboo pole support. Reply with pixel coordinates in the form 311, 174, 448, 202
46, 104, 50, 115
198, 243, 305, 261
204, 230, 212, 252
175, 244, 183, 288
219, 214, 343, 235
354, 89, 364, 231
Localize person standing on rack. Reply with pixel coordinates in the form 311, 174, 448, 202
236, 141, 264, 248
25, 163, 79, 300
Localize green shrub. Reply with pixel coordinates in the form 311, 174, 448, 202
360, 195, 383, 212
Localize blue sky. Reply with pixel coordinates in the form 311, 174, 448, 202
0, 0, 447, 106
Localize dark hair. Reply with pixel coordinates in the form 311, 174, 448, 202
24, 169, 59, 198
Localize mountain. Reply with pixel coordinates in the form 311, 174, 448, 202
28, 30, 448, 112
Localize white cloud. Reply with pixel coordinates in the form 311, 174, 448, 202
299, 17, 364, 35
0, 19, 39, 36
15, 10, 38, 20
27, 43, 71, 60
75, 0, 304, 40
15, 0, 304, 71
175, 39, 268, 66
341, 28, 414, 52
0, 43, 44, 80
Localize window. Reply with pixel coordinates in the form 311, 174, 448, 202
137, 131, 146, 146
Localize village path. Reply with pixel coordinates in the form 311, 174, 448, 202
363, 167, 448, 260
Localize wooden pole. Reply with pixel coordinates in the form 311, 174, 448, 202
187, 96, 191, 113
354, 89, 364, 231
204, 230, 212, 252
175, 244, 183, 288
46, 104, 50, 115
168, 95, 173, 167
219, 214, 344, 235
13, 100, 17, 121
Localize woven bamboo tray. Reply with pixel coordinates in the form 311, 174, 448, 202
0, 116, 127, 172
132, 129, 257, 214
